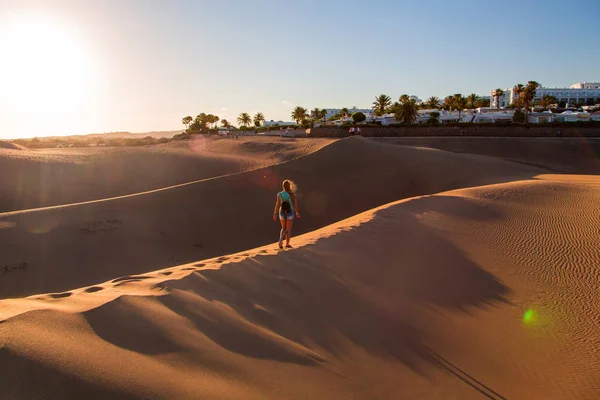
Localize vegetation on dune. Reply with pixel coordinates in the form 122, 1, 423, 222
372, 94, 392, 116
352, 112, 366, 123
253, 112, 265, 127
513, 109, 527, 124
537, 95, 558, 109
291, 106, 308, 126
493, 88, 504, 109
425, 96, 440, 109
391, 95, 419, 124
428, 111, 440, 125
237, 113, 251, 128
167, 77, 597, 137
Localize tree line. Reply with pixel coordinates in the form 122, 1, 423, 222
181, 80, 599, 131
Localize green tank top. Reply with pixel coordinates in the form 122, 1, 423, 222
278, 191, 295, 213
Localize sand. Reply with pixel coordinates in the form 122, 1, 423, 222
375, 136, 600, 174
0, 136, 333, 212
1, 136, 599, 399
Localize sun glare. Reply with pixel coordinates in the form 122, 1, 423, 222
0, 14, 96, 115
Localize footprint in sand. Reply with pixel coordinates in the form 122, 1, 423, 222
111, 275, 152, 283
84, 286, 103, 293
159, 271, 173, 276
194, 263, 205, 268
49, 292, 72, 299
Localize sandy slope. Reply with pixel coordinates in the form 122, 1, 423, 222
0, 137, 542, 298
375, 137, 600, 174
0, 136, 333, 212
1, 174, 598, 399
0, 141, 26, 150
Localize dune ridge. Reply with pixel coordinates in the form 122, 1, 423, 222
1, 174, 599, 399
0, 137, 543, 299
0, 137, 334, 213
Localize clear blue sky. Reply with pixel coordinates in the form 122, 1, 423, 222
1, 0, 599, 138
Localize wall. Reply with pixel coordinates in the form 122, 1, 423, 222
309, 124, 600, 138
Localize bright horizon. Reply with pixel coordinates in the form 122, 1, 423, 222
1, 0, 599, 139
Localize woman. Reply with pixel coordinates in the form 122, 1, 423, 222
273, 180, 300, 249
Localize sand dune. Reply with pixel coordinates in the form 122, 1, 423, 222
1, 174, 599, 399
376, 137, 600, 174
0, 140, 26, 150
0, 137, 542, 299
0, 136, 333, 212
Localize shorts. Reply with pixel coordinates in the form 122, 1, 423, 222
279, 210, 295, 220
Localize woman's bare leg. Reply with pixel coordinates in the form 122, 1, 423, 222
285, 218, 294, 246
279, 218, 287, 245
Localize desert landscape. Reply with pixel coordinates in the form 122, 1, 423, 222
1, 135, 599, 399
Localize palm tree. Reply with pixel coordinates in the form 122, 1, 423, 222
182, 116, 193, 130
320, 109, 327, 123
426, 96, 440, 109
206, 114, 218, 129
310, 108, 321, 120
392, 100, 418, 124
340, 107, 349, 118
399, 94, 411, 104
221, 119, 230, 128
237, 113, 251, 127
466, 94, 479, 109
539, 95, 558, 109
452, 94, 467, 122
253, 112, 265, 127
493, 89, 504, 109
372, 94, 392, 116
476, 97, 491, 108
512, 84, 525, 107
522, 81, 540, 111
291, 106, 308, 125
196, 113, 210, 129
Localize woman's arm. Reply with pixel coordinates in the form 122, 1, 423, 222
273, 194, 281, 218
293, 198, 300, 217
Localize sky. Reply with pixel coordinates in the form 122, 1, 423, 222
0, 0, 599, 139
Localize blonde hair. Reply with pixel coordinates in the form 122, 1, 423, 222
282, 180, 297, 203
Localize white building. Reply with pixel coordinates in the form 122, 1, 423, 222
570, 82, 600, 89
552, 111, 590, 123
263, 120, 297, 127
324, 108, 372, 120
491, 82, 600, 108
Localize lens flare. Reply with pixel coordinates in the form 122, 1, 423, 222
523, 308, 537, 325
188, 135, 207, 152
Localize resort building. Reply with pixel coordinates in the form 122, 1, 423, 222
263, 120, 297, 127
570, 82, 600, 89
491, 82, 600, 108
324, 108, 372, 120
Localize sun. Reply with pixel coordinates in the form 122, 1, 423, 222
0, 14, 96, 114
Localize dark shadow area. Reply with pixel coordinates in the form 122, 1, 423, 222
150, 200, 510, 372
83, 298, 184, 356
0, 347, 137, 400
376, 137, 600, 175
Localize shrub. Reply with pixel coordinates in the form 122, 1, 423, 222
351, 112, 366, 123
513, 109, 527, 124
428, 112, 440, 125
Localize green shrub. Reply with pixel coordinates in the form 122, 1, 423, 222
351, 112, 366, 123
